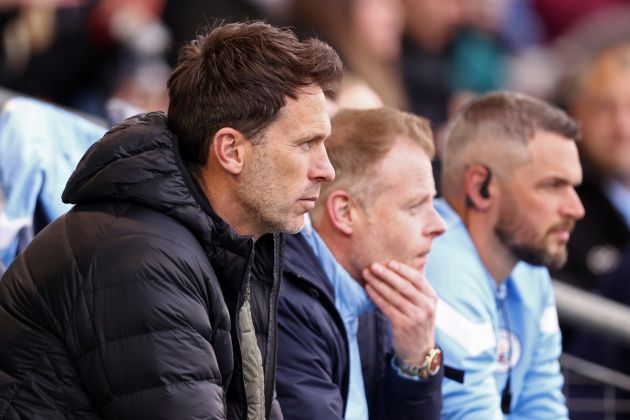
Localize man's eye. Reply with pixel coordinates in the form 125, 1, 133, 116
300, 140, 314, 150
542, 180, 564, 190
409, 203, 423, 214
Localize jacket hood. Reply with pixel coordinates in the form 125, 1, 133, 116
62, 112, 252, 259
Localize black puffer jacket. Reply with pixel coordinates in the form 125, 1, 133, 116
0, 112, 283, 420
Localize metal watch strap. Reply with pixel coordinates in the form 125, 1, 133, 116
396, 347, 442, 379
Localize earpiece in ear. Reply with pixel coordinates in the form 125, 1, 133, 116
479, 167, 492, 199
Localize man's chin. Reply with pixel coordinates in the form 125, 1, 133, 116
260, 212, 305, 235
289, 223, 306, 235
415, 264, 427, 276
547, 247, 568, 270
281, 214, 306, 235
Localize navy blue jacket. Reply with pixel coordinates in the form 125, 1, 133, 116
276, 233, 442, 420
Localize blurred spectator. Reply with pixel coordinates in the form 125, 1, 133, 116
449, 1, 512, 110
162, 0, 285, 66
556, 41, 630, 292
105, 56, 170, 124
291, 0, 407, 109
533, 0, 630, 41
0, 0, 169, 117
338, 0, 406, 109
553, 44, 630, 417
0, 0, 83, 64
400, 0, 467, 127
448, 1, 542, 120
500, 0, 545, 51
326, 74, 384, 116
507, 4, 630, 101
0, 0, 88, 96
72, 0, 171, 117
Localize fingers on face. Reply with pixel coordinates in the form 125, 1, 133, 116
363, 262, 436, 308
363, 264, 436, 321
386, 260, 437, 298
365, 282, 434, 332
365, 283, 400, 320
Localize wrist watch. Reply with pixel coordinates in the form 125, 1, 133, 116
397, 347, 443, 379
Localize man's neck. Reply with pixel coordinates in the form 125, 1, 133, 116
464, 214, 517, 285
312, 218, 362, 281
196, 167, 262, 240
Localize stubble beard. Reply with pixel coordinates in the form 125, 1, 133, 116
237, 151, 304, 235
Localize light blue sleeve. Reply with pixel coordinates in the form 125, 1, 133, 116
0, 98, 105, 267
509, 282, 568, 419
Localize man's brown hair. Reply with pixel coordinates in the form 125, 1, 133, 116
167, 21, 343, 165
317, 107, 434, 207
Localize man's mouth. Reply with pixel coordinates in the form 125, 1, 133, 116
550, 229, 571, 242
549, 221, 575, 242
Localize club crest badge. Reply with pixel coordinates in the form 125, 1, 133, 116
495, 329, 521, 372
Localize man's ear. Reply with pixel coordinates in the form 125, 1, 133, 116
211, 127, 249, 175
325, 190, 357, 236
464, 164, 493, 211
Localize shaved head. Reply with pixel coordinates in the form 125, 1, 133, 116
441, 91, 580, 203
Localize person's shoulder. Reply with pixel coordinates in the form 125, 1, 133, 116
279, 246, 342, 345
427, 224, 490, 301
279, 270, 336, 327
69, 201, 204, 253
430, 200, 477, 262
64, 202, 212, 288
281, 232, 335, 300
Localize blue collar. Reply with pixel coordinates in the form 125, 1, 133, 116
301, 216, 375, 318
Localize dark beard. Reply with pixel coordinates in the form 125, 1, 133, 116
494, 192, 570, 270
494, 225, 567, 269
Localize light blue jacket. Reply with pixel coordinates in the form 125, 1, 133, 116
0, 98, 106, 271
426, 199, 568, 419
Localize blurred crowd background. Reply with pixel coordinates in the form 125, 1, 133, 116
0, 0, 630, 125
1, 0, 629, 128
1, 0, 630, 418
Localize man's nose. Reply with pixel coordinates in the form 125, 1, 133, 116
426, 206, 447, 238
561, 188, 585, 221
310, 143, 335, 183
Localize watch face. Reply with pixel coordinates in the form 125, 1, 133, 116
429, 349, 443, 375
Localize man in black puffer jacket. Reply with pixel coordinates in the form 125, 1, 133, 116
0, 21, 341, 420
